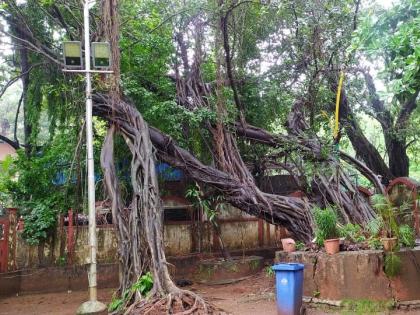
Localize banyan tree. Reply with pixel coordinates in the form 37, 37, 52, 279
2, 0, 417, 313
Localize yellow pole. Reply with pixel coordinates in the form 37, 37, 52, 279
333, 71, 345, 140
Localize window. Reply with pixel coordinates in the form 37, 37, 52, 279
0, 224, 4, 241
164, 207, 192, 222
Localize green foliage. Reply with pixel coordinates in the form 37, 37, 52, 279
185, 184, 225, 222
371, 194, 399, 238
0, 127, 91, 244
108, 296, 124, 314
349, 0, 420, 175
108, 272, 154, 313
366, 217, 384, 237
0, 155, 15, 207
342, 299, 394, 315
132, 272, 153, 295
295, 241, 305, 251
264, 266, 274, 278
1, 152, 61, 244
367, 237, 382, 250
398, 224, 415, 248
384, 252, 402, 277
313, 206, 339, 246
339, 223, 366, 243
1, 0, 419, 260
355, 0, 420, 97
56, 255, 67, 267
21, 201, 59, 245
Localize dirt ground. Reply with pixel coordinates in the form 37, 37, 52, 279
0, 271, 419, 315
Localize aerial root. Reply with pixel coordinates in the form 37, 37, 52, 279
127, 290, 223, 315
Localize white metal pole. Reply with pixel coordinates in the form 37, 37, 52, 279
83, 0, 98, 303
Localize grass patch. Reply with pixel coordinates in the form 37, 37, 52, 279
341, 299, 394, 315
264, 266, 274, 277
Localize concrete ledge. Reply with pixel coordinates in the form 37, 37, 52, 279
0, 270, 21, 296
0, 247, 277, 297
275, 247, 420, 302
303, 297, 420, 311
0, 264, 118, 297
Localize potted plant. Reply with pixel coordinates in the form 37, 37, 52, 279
313, 206, 340, 254
371, 195, 399, 252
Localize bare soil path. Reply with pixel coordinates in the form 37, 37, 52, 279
0, 271, 418, 314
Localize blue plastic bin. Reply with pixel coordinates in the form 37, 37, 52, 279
272, 263, 304, 315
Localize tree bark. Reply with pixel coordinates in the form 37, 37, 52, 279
328, 75, 393, 180
94, 94, 379, 241
18, 29, 31, 156
354, 69, 420, 178
100, 2, 217, 313
94, 94, 314, 241
388, 90, 420, 177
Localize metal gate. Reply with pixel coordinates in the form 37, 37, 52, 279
0, 215, 9, 272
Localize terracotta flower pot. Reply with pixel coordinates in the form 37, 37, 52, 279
324, 238, 340, 254
381, 237, 398, 252
281, 238, 296, 252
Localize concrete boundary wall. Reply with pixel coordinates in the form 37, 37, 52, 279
10, 206, 280, 270
0, 263, 119, 297
0, 247, 276, 297
275, 247, 420, 301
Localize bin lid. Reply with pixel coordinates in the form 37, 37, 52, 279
272, 263, 304, 271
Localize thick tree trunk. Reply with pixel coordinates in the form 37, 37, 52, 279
345, 121, 393, 180
387, 138, 409, 178
94, 94, 379, 241
101, 106, 218, 314
386, 91, 419, 177
13, 24, 32, 156
94, 94, 314, 241
333, 83, 393, 180
100, 4, 218, 312
362, 69, 419, 178
6, 13, 33, 155
21, 48, 31, 156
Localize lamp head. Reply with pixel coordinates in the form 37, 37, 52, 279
63, 41, 82, 68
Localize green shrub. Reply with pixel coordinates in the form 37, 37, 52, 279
131, 272, 153, 295
108, 272, 154, 313
371, 194, 399, 238
265, 266, 274, 277
384, 252, 401, 277
295, 241, 305, 251
399, 224, 415, 248
313, 206, 339, 246
21, 201, 58, 245
366, 217, 383, 237
340, 223, 366, 243
367, 237, 382, 250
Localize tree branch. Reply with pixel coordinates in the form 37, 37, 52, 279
396, 89, 420, 128
13, 92, 23, 144
234, 121, 385, 193
0, 135, 20, 150
357, 68, 392, 129
0, 28, 63, 67
93, 94, 313, 241
0, 63, 43, 99
220, 2, 246, 124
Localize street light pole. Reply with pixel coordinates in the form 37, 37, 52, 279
77, 0, 106, 314
83, 0, 97, 302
